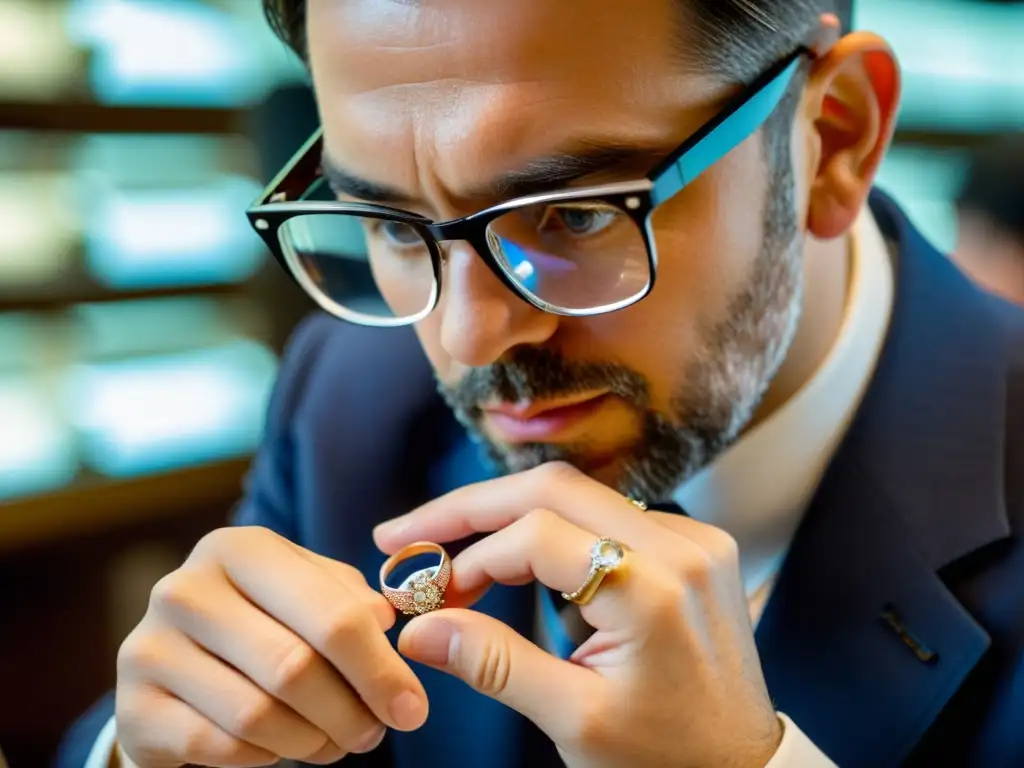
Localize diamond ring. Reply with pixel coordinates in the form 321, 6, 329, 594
561, 537, 627, 605
379, 542, 451, 616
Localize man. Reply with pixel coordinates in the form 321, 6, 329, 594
953, 134, 1024, 306
60, 1, 1024, 766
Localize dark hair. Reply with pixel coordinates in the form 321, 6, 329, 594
263, 0, 852, 83
956, 134, 1024, 243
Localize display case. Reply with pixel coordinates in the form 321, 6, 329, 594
0, 0, 309, 547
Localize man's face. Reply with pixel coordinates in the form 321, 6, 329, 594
306, 0, 808, 501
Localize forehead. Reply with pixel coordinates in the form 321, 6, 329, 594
305, 0, 719, 196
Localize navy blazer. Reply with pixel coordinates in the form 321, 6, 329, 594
60, 191, 1024, 768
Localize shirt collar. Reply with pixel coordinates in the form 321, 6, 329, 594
671, 208, 896, 596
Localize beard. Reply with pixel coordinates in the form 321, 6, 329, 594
437, 152, 804, 503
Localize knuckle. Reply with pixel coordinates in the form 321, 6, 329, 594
706, 528, 740, 566
521, 507, 557, 537
317, 603, 372, 651
533, 460, 581, 488
117, 630, 166, 678
647, 577, 688, 618
190, 525, 275, 561
229, 693, 279, 740
331, 558, 367, 582
176, 720, 213, 760
189, 526, 235, 559
177, 719, 239, 764
467, 635, 512, 696
267, 640, 320, 696
149, 571, 202, 619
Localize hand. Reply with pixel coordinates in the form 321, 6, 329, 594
374, 462, 781, 768
115, 526, 429, 768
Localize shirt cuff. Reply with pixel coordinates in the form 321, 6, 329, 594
83, 716, 117, 768
764, 713, 838, 768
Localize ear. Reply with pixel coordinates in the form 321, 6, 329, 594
802, 32, 902, 240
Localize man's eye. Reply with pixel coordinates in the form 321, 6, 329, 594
365, 219, 423, 247
542, 204, 620, 236
381, 221, 422, 245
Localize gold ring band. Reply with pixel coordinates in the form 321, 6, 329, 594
379, 541, 451, 615
561, 537, 626, 606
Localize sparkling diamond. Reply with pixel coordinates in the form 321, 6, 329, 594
591, 538, 624, 569
409, 581, 442, 614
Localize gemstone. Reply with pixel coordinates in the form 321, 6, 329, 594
591, 538, 624, 569
409, 582, 442, 614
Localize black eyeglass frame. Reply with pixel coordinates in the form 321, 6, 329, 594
248, 44, 816, 327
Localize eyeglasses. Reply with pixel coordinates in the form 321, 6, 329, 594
247, 46, 813, 328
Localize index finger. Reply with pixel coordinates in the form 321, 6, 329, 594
373, 462, 650, 553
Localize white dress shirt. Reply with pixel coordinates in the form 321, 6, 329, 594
87, 209, 894, 768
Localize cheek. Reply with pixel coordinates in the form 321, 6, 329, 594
574, 139, 769, 408
652, 137, 768, 318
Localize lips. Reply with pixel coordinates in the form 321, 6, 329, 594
481, 392, 610, 442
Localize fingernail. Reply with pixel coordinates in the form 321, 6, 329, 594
407, 619, 458, 667
389, 690, 428, 731
352, 725, 387, 753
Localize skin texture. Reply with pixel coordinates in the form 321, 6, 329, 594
112, 3, 900, 767
306, 0, 891, 500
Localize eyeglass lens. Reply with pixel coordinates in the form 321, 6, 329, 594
485, 200, 651, 312
278, 213, 437, 322
276, 198, 652, 321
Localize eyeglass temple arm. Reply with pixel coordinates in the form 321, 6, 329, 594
649, 49, 813, 207
252, 126, 326, 207
648, 11, 843, 206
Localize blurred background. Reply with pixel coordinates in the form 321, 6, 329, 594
0, 0, 1022, 764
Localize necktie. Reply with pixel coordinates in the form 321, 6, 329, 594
540, 501, 687, 659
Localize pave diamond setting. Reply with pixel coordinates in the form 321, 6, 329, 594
409, 573, 443, 614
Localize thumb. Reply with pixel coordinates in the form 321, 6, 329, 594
398, 608, 600, 730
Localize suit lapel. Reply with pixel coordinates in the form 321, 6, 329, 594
756, 458, 993, 767
756, 191, 1012, 767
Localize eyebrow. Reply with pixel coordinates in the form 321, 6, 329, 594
320, 141, 674, 207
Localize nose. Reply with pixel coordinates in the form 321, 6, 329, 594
438, 241, 558, 367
